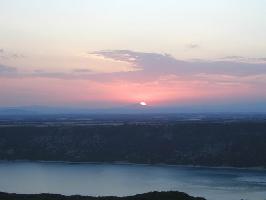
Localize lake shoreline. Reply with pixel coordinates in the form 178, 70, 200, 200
0, 159, 265, 171
0, 160, 265, 200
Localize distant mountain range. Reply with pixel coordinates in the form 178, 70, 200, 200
0, 104, 154, 115
0, 101, 266, 116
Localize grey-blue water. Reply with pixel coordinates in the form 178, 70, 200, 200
0, 162, 266, 200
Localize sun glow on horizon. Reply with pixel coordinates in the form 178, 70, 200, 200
140, 101, 147, 106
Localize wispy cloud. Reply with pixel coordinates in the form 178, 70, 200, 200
1, 50, 266, 107
187, 44, 200, 49
2, 49, 266, 81
0, 49, 25, 60
0, 64, 17, 73
73, 69, 93, 73
91, 50, 266, 76
219, 56, 266, 64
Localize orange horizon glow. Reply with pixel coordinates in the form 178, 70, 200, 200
0, 76, 258, 107
1, 1, 266, 111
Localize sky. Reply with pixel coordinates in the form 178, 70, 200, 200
0, 0, 266, 111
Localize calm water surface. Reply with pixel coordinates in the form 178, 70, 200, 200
0, 161, 266, 200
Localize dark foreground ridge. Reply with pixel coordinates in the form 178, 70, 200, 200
0, 191, 205, 200
1, 121, 266, 167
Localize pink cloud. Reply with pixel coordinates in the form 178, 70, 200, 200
1, 50, 266, 107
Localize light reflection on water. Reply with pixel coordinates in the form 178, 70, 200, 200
0, 161, 266, 200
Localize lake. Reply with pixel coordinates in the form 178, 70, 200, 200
0, 161, 265, 200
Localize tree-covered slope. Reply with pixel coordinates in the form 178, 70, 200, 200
0, 191, 205, 200
0, 122, 266, 167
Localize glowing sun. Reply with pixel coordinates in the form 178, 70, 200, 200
139, 101, 147, 106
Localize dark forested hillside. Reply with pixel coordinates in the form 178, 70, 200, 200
0, 122, 266, 167
0, 191, 205, 200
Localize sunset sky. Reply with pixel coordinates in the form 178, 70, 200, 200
1, 0, 266, 111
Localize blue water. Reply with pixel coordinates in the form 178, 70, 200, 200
0, 161, 265, 200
